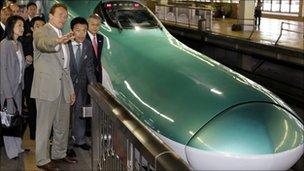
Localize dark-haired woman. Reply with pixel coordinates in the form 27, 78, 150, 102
0, 15, 32, 159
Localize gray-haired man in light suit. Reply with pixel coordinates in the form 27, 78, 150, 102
31, 3, 77, 170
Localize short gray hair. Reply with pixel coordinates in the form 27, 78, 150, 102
88, 13, 101, 21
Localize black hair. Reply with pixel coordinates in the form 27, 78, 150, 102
70, 17, 88, 30
8, 0, 17, 3
5, 15, 25, 40
26, 2, 37, 9
30, 16, 45, 28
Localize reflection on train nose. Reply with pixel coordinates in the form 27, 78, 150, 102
185, 102, 304, 170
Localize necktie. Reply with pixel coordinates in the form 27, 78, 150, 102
92, 36, 98, 58
76, 44, 82, 70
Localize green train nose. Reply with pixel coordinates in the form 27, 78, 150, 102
185, 102, 304, 170
187, 102, 304, 154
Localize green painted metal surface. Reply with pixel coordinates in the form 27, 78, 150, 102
47, 0, 304, 154
188, 102, 304, 154
99, 25, 303, 148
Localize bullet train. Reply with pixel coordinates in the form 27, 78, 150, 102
45, 0, 304, 170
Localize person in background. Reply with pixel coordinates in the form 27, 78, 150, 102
0, 15, 32, 159
31, 3, 76, 170
20, 16, 45, 141
34, 0, 45, 20
86, 14, 103, 83
0, 0, 3, 10
254, 0, 262, 27
6, 0, 17, 6
67, 17, 96, 157
24, 2, 37, 35
8, 2, 19, 16
0, 6, 12, 40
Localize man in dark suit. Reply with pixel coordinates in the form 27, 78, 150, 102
0, 6, 12, 40
24, 2, 38, 36
86, 14, 103, 82
68, 17, 96, 155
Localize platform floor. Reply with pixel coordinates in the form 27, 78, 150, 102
162, 17, 304, 51
0, 128, 91, 171
212, 18, 304, 50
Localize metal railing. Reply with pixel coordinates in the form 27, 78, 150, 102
275, 22, 304, 45
155, 4, 213, 31
236, 18, 256, 40
89, 84, 191, 171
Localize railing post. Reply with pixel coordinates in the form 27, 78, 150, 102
91, 99, 101, 171
248, 19, 255, 40
188, 8, 191, 28
275, 22, 284, 45
88, 84, 190, 171
209, 10, 213, 31
175, 7, 178, 25
164, 5, 167, 21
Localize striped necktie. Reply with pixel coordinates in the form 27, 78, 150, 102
76, 44, 82, 70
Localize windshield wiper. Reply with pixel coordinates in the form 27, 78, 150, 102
113, 10, 123, 32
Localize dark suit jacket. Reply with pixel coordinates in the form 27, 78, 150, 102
20, 34, 34, 97
86, 33, 103, 82
68, 39, 97, 105
24, 18, 32, 36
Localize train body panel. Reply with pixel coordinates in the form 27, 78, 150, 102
100, 27, 299, 145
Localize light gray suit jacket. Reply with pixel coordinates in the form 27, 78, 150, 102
31, 23, 74, 102
0, 39, 26, 106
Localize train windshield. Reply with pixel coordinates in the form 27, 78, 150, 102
101, 1, 159, 29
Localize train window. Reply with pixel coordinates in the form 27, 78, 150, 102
114, 10, 158, 28
96, 1, 159, 29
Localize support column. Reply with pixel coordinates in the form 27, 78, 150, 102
300, 0, 304, 18
237, 0, 255, 30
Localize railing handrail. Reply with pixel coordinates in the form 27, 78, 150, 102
237, 18, 255, 21
281, 21, 304, 28
156, 3, 213, 11
275, 21, 304, 45
89, 84, 191, 171
281, 22, 304, 34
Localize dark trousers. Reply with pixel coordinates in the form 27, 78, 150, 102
23, 96, 37, 140
22, 65, 36, 140
255, 16, 261, 27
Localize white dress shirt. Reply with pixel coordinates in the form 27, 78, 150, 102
71, 41, 83, 60
16, 49, 23, 84
27, 15, 33, 21
87, 31, 96, 44
0, 22, 5, 30
49, 23, 69, 69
